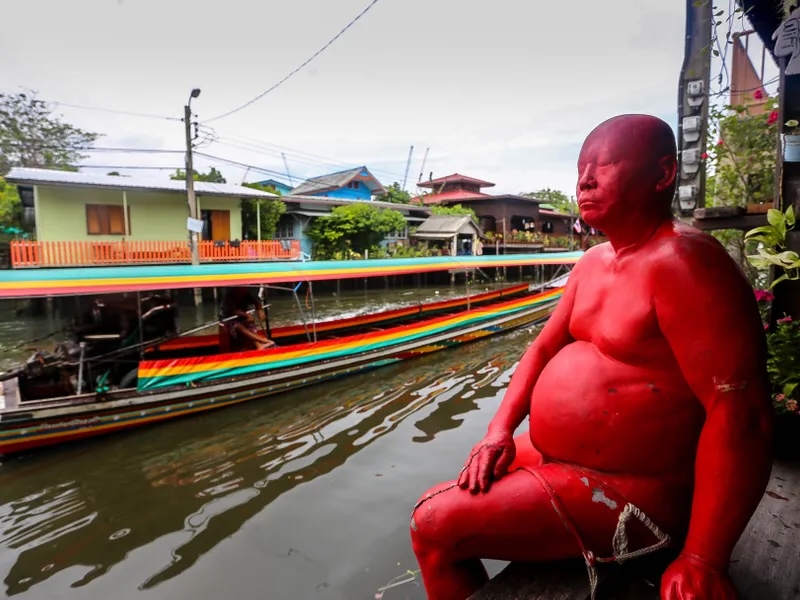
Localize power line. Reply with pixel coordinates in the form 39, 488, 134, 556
77, 165, 182, 170
52, 101, 181, 122
203, 0, 384, 124
193, 151, 299, 181
206, 136, 409, 184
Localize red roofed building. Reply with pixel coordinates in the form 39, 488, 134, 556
413, 173, 544, 237
412, 172, 604, 251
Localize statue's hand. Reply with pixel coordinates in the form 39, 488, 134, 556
457, 430, 516, 494
661, 554, 738, 600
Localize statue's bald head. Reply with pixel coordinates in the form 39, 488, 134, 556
577, 114, 678, 230
588, 114, 677, 172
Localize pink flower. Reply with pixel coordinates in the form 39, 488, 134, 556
778, 316, 793, 323
776, 393, 786, 402
768, 110, 779, 125
754, 289, 775, 303
701, 152, 709, 160
717, 139, 724, 146
787, 399, 799, 412
764, 323, 770, 331
754, 89, 765, 100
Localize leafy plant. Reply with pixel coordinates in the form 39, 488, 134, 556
241, 182, 286, 240
375, 182, 412, 204
429, 203, 476, 219
305, 202, 407, 259
766, 316, 800, 415
521, 187, 577, 214
745, 206, 798, 288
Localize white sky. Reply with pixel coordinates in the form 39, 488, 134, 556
0, 0, 776, 197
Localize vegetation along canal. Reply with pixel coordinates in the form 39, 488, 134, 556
0, 282, 536, 599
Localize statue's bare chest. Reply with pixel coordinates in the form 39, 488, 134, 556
568, 261, 666, 364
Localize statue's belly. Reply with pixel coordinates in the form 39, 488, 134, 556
529, 341, 704, 475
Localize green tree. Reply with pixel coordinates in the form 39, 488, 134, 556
0, 91, 101, 175
170, 166, 227, 183
429, 203, 476, 219
0, 177, 22, 230
376, 182, 411, 204
306, 202, 407, 259
523, 187, 577, 214
241, 182, 286, 240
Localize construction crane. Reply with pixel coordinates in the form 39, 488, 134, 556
402, 145, 414, 190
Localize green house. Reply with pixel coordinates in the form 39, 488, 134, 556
6, 167, 278, 243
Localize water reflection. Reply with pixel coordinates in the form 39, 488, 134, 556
0, 323, 540, 598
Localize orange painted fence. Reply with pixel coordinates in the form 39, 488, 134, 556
10, 239, 302, 268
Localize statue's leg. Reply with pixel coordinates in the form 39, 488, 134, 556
410, 435, 685, 600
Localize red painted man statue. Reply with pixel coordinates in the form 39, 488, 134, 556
410, 114, 774, 599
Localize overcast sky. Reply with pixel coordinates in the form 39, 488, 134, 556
0, 0, 776, 197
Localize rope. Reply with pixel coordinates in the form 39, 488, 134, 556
519, 465, 672, 600
411, 457, 672, 600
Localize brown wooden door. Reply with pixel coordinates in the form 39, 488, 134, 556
209, 210, 230, 241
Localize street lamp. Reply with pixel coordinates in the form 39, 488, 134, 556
184, 88, 202, 266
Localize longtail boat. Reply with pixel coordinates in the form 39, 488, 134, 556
0, 253, 580, 457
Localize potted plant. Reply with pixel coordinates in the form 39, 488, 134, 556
784, 119, 800, 163
746, 206, 800, 459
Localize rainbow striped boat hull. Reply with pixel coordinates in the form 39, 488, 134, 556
0, 284, 563, 457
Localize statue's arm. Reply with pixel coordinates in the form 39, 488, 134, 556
487, 267, 578, 435
653, 238, 774, 572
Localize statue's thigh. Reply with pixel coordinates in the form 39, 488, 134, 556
411, 466, 615, 563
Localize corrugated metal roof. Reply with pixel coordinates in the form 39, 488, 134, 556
5, 167, 279, 200
415, 189, 492, 204
288, 166, 386, 196
417, 173, 496, 189
413, 215, 479, 235
287, 210, 330, 217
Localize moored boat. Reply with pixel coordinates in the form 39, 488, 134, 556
0, 253, 579, 457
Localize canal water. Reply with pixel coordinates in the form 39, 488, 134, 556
0, 283, 542, 600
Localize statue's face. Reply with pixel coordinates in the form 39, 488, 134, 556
575, 117, 666, 230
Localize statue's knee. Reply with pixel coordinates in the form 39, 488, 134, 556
410, 488, 459, 547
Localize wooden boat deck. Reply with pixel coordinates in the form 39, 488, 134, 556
468, 459, 800, 600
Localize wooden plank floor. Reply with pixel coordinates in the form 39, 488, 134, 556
469, 460, 800, 600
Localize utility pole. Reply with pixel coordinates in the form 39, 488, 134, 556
674, 0, 712, 218
184, 88, 202, 267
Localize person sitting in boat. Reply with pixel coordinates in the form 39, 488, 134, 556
219, 286, 276, 351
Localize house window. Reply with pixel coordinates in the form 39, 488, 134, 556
275, 217, 294, 239
347, 181, 359, 189
86, 204, 129, 235
387, 226, 408, 239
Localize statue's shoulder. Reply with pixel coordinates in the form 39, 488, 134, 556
648, 220, 723, 258
652, 220, 745, 282
578, 240, 613, 265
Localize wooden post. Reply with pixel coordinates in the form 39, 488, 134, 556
257, 200, 261, 241
122, 191, 129, 236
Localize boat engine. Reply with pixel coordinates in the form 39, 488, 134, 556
18, 340, 83, 400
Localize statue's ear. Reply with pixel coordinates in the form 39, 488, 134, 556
655, 154, 677, 193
